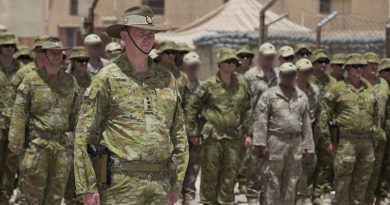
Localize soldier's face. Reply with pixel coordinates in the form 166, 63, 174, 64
160, 50, 176, 65
74, 58, 89, 71
347, 65, 364, 79
280, 72, 297, 88
219, 59, 237, 73
85, 43, 102, 58
297, 69, 313, 81
182, 63, 200, 81
121, 28, 155, 54
313, 59, 329, 74
363, 63, 378, 79
238, 54, 253, 68
0, 44, 16, 58
331, 64, 344, 79
259, 54, 275, 68
296, 49, 311, 60
45, 49, 63, 67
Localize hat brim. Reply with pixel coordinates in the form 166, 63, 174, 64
261, 50, 276, 56
43, 47, 70, 51
107, 24, 167, 39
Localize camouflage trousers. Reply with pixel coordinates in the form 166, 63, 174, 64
99, 168, 171, 204
263, 133, 302, 205
364, 131, 387, 205
312, 137, 334, 197
245, 146, 264, 201
236, 145, 248, 187
17, 138, 71, 205
0, 130, 18, 205
64, 163, 83, 205
182, 143, 201, 204
200, 138, 241, 205
333, 136, 375, 205
377, 136, 390, 199
296, 153, 317, 199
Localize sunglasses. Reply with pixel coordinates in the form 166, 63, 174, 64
75, 59, 89, 64
2, 44, 16, 49
382, 68, 390, 72
297, 51, 310, 57
163, 50, 176, 56
238, 54, 253, 60
300, 69, 313, 75
223, 59, 238, 65
18, 56, 32, 61
283, 56, 295, 61
350, 64, 365, 69
317, 60, 329, 65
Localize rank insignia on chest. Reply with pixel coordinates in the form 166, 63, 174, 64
114, 78, 127, 83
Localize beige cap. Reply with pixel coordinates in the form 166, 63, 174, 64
259, 42, 276, 56
105, 42, 122, 52
183, 52, 200, 65
149, 48, 159, 60
279, 62, 297, 73
84, 34, 102, 45
295, 58, 313, 71
279, 46, 295, 57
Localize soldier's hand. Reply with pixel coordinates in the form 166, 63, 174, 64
326, 144, 335, 153
190, 136, 201, 146
8, 144, 20, 155
82, 192, 100, 205
168, 192, 179, 204
259, 146, 268, 157
244, 136, 252, 148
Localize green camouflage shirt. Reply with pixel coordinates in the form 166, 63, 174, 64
311, 74, 337, 98
74, 54, 188, 194
170, 65, 188, 98
8, 68, 79, 148
185, 72, 252, 139
321, 79, 379, 144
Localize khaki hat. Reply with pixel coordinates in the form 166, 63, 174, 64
344, 53, 368, 68
176, 42, 191, 53
311, 51, 330, 63
14, 46, 32, 59
105, 42, 122, 52
106, 6, 167, 39
149, 48, 159, 60
363, 52, 380, 64
32, 36, 46, 51
216, 48, 239, 63
294, 43, 312, 54
379, 58, 390, 71
236, 45, 254, 57
84, 34, 102, 45
259, 42, 276, 56
330, 53, 347, 65
279, 46, 295, 57
0, 32, 17, 45
69, 46, 90, 59
295, 58, 313, 71
157, 40, 177, 54
279, 62, 297, 74
41, 37, 70, 50
183, 51, 201, 65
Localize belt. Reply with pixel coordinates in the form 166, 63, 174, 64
30, 129, 64, 142
269, 131, 300, 139
112, 156, 169, 172
339, 127, 372, 139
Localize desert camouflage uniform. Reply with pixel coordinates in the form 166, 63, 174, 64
74, 54, 188, 205
185, 72, 252, 205
8, 67, 79, 205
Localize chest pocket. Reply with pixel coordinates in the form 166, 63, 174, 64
30, 86, 55, 113
156, 88, 177, 124
364, 92, 376, 114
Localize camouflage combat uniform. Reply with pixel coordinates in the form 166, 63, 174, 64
74, 53, 189, 205
185, 71, 252, 205
8, 67, 79, 205
243, 65, 278, 202
254, 81, 314, 205
321, 74, 379, 204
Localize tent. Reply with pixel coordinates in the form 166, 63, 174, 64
156, 0, 311, 48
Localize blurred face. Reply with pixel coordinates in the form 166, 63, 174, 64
280, 71, 297, 88
17, 55, 33, 65
74, 58, 89, 73
44, 49, 63, 67
279, 55, 295, 64
159, 50, 176, 65
346, 64, 364, 80
313, 58, 329, 76
259, 54, 275, 69
120, 27, 155, 55
0, 44, 17, 58
380, 68, 390, 82
237, 54, 253, 68
331, 64, 344, 80
296, 49, 311, 60
219, 59, 237, 74
182, 63, 200, 81
297, 68, 313, 82
85, 43, 103, 58
363, 62, 378, 79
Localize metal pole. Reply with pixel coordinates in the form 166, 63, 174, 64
85, 0, 99, 35
386, 22, 390, 57
316, 11, 338, 48
260, 0, 277, 45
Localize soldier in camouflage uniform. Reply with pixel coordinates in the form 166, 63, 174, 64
362, 52, 390, 205
185, 48, 252, 205
74, 6, 188, 205
7, 37, 79, 205
310, 50, 336, 204
174, 42, 190, 68
0, 32, 23, 205
295, 43, 312, 60
278, 46, 295, 64
235, 45, 254, 75
63, 46, 92, 205
330, 53, 347, 82
83, 34, 109, 75
14, 45, 33, 65
321, 53, 379, 205
244, 42, 278, 205
254, 62, 314, 205
157, 40, 189, 97
295, 58, 321, 205
181, 51, 203, 205
105, 42, 122, 61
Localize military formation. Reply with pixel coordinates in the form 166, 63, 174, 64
1, 4, 390, 205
